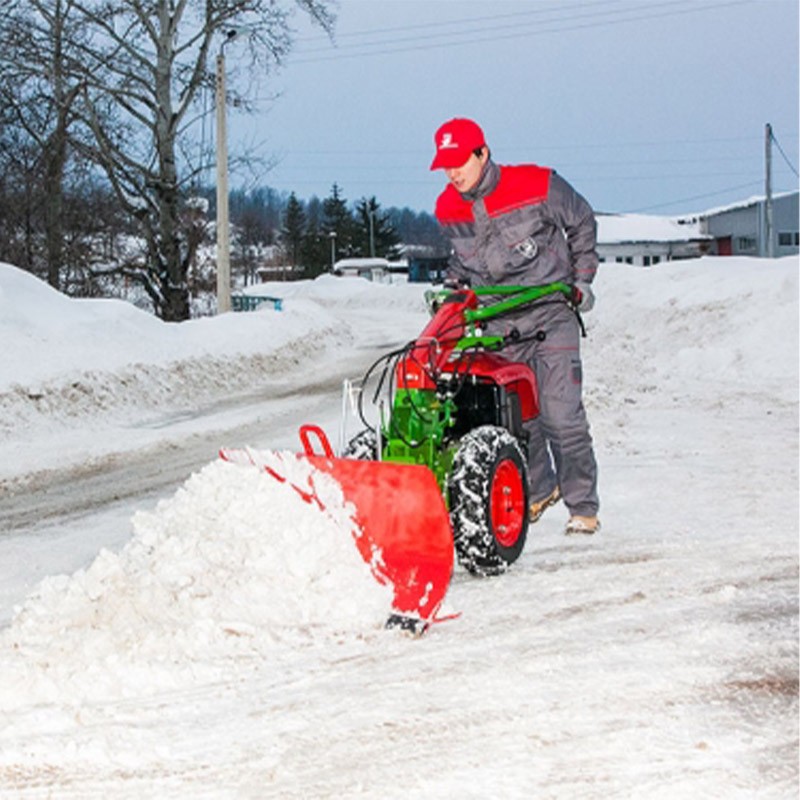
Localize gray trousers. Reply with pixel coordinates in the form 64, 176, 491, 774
506, 307, 599, 517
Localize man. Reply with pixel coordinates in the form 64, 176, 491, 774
430, 117, 600, 535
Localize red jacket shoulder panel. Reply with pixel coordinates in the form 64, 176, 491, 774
485, 165, 552, 217
435, 185, 474, 224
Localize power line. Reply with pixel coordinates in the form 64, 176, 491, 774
579, 172, 766, 181
770, 129, 799, 178
296, 0, 650, 53
296, 0, 624, 44
288, 0, 755, 64
240, 133, 784, 154
516, 134, 771, 152
260, 163, 778, 181
295, 0, 620, 43
630, 181, 764, 212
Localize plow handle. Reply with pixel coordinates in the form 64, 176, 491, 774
299, 424, 335, 458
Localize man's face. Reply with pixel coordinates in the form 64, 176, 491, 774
445, 148, 489, 193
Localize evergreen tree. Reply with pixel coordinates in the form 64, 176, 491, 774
281, 192, 306, 269
354, 196, 400, 259
300, 196, 329, 277
388, 206, 450, 255
322, 183, 355, 263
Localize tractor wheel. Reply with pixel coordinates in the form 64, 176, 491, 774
448, 425, 529, 577
342, 428, 378, 460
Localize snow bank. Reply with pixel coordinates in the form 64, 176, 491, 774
0, 454, 390, 716
0, 266, 429, 469
589, 256, 798, 404
248, 272, 428, 311
0, 265, 353, 432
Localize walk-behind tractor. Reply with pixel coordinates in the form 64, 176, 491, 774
222, 282, 579, 635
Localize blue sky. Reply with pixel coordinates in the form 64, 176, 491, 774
225, 0, 799, 216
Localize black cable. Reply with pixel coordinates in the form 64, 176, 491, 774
356, 345, 408, 430
353, 291, 585, 445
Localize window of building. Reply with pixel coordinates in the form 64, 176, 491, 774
737, 237, 757, 251
778, 231, 798, 247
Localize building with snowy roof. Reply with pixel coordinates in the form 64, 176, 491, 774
596, 191, 799, 266
683, 191, 799, 258
596, 213, 711, 267
332, 257, 390, 282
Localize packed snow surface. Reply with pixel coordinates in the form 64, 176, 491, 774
1, 456, 389, 712
0, 257, 797, 798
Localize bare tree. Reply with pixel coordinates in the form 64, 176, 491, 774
0, 0, 93, 288
74, 0, 334, 321
0, 125, 41, 273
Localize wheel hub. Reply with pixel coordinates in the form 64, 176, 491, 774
490, 458, 525, 547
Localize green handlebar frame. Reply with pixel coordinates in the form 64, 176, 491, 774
464, 282, 573, 324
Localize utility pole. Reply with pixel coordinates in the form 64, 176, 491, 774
368, 206, 375, 258
765, 122, 775, 258
215, 30, 238, 313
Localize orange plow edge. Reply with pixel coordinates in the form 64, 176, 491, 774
220, 438, 454, 636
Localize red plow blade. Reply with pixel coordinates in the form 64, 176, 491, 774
307, 454, 454, 633
220, 439, 454, 635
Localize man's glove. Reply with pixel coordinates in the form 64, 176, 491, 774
424, 289, 443, 315
572, 282, 595, 312
443, 276, 470, 290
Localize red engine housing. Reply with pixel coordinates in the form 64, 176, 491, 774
395, 290, 540, 423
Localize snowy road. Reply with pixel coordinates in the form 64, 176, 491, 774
0, 337, 397, 625
0, 347, 375, 532
0, 261, 797, 798
3, 392, 797, 799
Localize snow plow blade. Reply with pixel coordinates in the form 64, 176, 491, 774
307, 455, 454, 634
219, 437, 453, 636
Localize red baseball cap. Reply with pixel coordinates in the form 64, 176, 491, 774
430, 118, 486, 170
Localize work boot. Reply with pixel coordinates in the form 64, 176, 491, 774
565, 515, 600, 535
529, 486, 560, 523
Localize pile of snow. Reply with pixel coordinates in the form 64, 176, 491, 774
0, 453, 389, 713
0, 266, 345, 390
247, 272, 426, 309
0, 266, 339, 431
0, 267, 427, 433
0, 266, 430, 481
589, 256, 798, 402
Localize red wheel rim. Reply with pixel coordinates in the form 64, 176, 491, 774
490, 458, 525, 547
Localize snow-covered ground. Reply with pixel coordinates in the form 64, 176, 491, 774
0, 257, 797, 798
